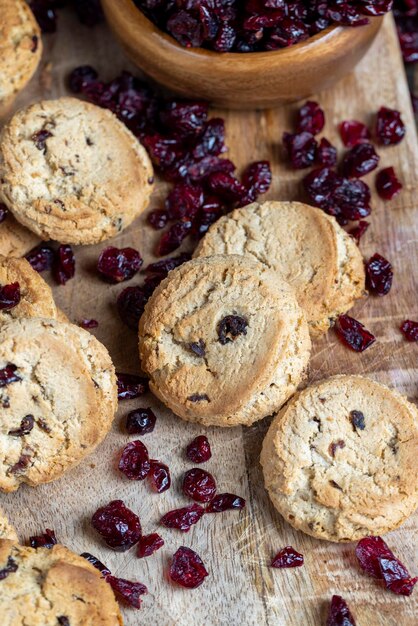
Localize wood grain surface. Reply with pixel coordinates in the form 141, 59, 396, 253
1, 10, 417, 626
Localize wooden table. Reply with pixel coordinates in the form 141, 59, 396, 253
1, 10, 417, 626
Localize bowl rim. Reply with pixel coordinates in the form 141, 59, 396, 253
107, 0, 364, 62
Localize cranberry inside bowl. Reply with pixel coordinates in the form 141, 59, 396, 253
101, 0, 383, 110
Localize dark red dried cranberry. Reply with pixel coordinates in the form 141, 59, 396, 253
332, 177, 371, 221
317, 138, 337, 167
107, 575, 148, 609
116, 373, 148, 400
80, 552, 111, 576
25, 244, 55, 272
349, 220, 369, 244
186, 435, 211, 464
283, 131, 317, 169
350, 410, 365, 431
57, 616, 70, 626
0, 203, 8, 222
137, 533, 164, 558
188, 339, 206, 357
161, 504, 205, 532
53, 245, 75, 285
91, 500, 141, 550
119, 440, 151, 481
145, 253, 191, 278
156, 220, 192, 256
165, 183, 203, 219
29, 0, 58, 33
375, 107, 406, 145
169, 546, 208, 589
271, 546, 304, 568
126, 408, 156, 435
148, 460, 171, 493
0, 282, 21, 310
206, 493, 246, 513
375, 167, 402, 200
183, 468, 216, 503
217, 315, 248, 345
117, 286, 150, 330
192, 118, 226, 159
160, 101, 208, 137
79, 318, 98, 329
0, 364, 21, 387
329, 440, 346, 457
97, 247, 142, 283
8, 415, 34, 437
296, 101, 325, 135
334, 315, 376, 352
206, 171, 246, 203
341, 143, 380, 178
356, 536, 395, 578
339, 120, 370, 147
0, 556, 18, 581
326, 595, 356, 626
68, 65, 98, 93
29, 528, 57, 549
147, 209, 169, 230
365, 253, 393, 296
31, 129, 52, 153
242, 161, 272, 200
400, 320, 418, 341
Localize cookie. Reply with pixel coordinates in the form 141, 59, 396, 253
0, 317, 117, 492
0, 510, 17, 541
0, 540, 123, 625
261, 375, 418, 542
0, 213, 40, 257
0, 97, 154, 245
194, 201, 365, 335
0, 0, 42, 118
0, 254, 58, 322
139, 255, 311, 427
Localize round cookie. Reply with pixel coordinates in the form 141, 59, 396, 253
194, 201, 365, 335
0, 97, 154, 245
0, 317, 118, 492
0, 509, 17, 541
0, 254, 58, 322
139, 255, 311, 427
261, 375, 418, 542
0, 540, 123, 625
0, 213, 40, 257
0, 0, 42, 118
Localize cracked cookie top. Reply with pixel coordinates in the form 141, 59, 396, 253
0, 254, 58, 322
0, 97, 154, 245
261, 375, 418, 542
0, 318, 117, 492
194, 201, 365, 335
0, 540, 123, 625
139, 255, 311, 426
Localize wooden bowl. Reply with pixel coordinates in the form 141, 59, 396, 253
101, 0, 383, 109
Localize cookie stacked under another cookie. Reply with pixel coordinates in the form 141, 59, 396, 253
0, 540, 123, 625
194, 201, 365, 335
261, 375, 418, 541
139, 255, 311, 427
0, 318, 117, 492
0, 97, 154, 245
0, 509, 17, 541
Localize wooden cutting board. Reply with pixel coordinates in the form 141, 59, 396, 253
1, 10, 417, 626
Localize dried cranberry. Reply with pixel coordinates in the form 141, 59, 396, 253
165, 183, 203, 219
0, 556, 18, 581
25, 244, 55, 272
91, 500, 141, 550
350, 410, 366, 431
116, 373, 148, 400
192, 118, 226, 159
0, 203, 8, 223
317, 138, 337, 167
79, 318, 98, 329
0, 364, 21, 387
156, 220, 192, 256
117, 286, 150, 330
137, 533, 164, 558
341, 143, 380, 178
339, 120, 371, 147
8, 415, 35, 436
332, 178, 371, 221
326, 595, 356, 626
97, 247, 142, 283
400, 320, 418, 341
183, 468, 216, 503
57, 616, 70, 626
241, 160, 272, 201
329, 440, 346, 457
186, 436, 211, 464
126, 408, 156, 435
145, 253, 191, 278
161, 504, 205, 532
160, 101, 208, 137
375, 167, 402, 200
148, 460, 171, 493
206, 493, 246, 513
365, 253, 393, 296
80, 552, 111, 576
68, 65, 98, 93
119, 440, 151, 481
53, 245, 75, 285
303, 167, 342, 210
188, 339, 206, 357
375, 107, 406, 145
271, 546, 304, 568
107, 575, 148, 609
169, 546, 208, 589
206, 171, 246, 203
217, 315, 248, 345
147, 209, 169, 230
356, 536, 396, 578
295, 101, 325, 135
29, 528, 57, 549
31, 129, 52, 153
349, 220, 369, 244
283, 131, 317, 169
334, 315, 376, 352
0, 282, 21, 310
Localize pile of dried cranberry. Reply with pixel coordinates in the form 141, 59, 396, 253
134, 0, 393, 53
393, 0, 418, 64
